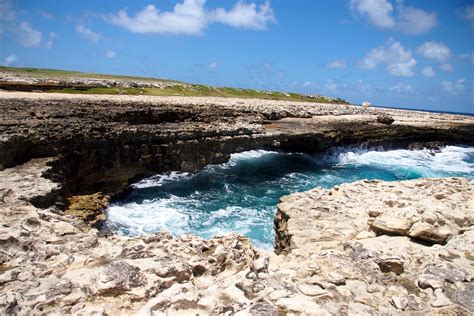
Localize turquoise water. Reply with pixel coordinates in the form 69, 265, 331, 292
107, 146, 474, 249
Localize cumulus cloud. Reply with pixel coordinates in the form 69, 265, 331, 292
210, 1, 275, 30
108, 0, 207, 35
107, 0, 275, 35
421, 66, 435, 77
389, 82, 414, 94
327, 59, 347, 69
105, 50, 116, 58
208, 62, 218, 69
396, 6, 437, 35
2, 54, 17, 66
0, 0, 45, 47
441, 78, 465, 95
12, 22, 42, 47
76, 25, 102, 42
360, 38, 416, 77
350, 0, 437, 35
417, 41, 451, 63
350, 0, 395, 28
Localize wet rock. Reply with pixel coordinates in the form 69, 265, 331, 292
65, 193, 110, 228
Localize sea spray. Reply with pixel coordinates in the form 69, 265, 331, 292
107, 146, 474, 248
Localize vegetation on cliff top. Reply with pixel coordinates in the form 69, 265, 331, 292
0, 66, 348, 104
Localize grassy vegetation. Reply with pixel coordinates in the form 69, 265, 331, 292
0, 66, 181, 83
1, 66, 348, 104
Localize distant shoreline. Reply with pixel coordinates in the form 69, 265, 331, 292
372, 104, 474, 117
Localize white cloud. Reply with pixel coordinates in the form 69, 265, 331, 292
350, 0, 394, 28
2, 54, 17, 66
107, 0, 276, 35
397, 6, 437, 35
210, 0, 275, 30
13, 21, 42, 47
441, 78, 465, 95
351, 0, 437, 35
389, 82, 414, 94
105, 50, 116, 58
417, 41, 451, 63
76, 25, 102, 42
360, 38, 416, 77
0, 0, 45, 47
421, 66, 435, 77
327, 59, 347, 69
461, 5, 474, 26
107, 0, 208, 35
45, 32, 56, 48
439, 63, 453, 72
208, 62, 217, 69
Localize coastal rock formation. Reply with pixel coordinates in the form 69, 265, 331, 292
0, 90, 473, 314
1, 92, 473, 200
1, 158, 473, 314
274, 177, 473, 313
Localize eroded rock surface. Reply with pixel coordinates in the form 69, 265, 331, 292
1, 92, 473, 199
1, 91, 473, 314
1, 159, 473, 314
275, 177, 473, 314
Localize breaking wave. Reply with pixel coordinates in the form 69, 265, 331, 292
107, 145, 474, 248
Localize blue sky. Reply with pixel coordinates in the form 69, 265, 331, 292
1, 0, 473, 113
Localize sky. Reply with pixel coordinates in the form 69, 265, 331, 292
1, 0, 473, 113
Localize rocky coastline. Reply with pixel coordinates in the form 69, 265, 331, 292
1, 90, 473, 314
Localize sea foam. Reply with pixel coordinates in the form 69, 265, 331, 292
107, 146, 474, 248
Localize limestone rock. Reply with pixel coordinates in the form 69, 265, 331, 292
371, 213, 413, 235
431, 289, 452, 308
408, 221, 453, 244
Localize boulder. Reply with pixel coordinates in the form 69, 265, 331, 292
371, 213, 414, 235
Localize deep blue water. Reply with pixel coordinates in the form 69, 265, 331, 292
107, 146, 474, 249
